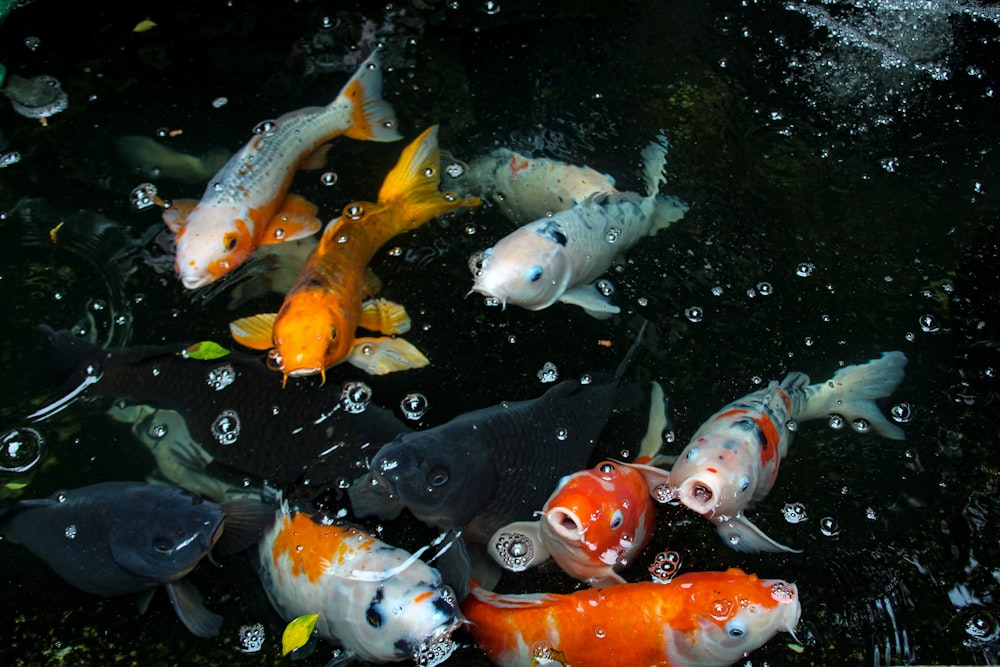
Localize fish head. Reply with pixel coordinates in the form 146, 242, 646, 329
665, 569, 801, 665
108, 485, 224, 584
174, 204, 256, 288
357, 573, 463, 666
538, 461, 654, 581
366, 431, 495, 532
269, 291, 352, 379
470, 224, 571, 310
667, 433, 761, 523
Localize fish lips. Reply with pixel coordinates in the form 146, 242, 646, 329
348, 470, 404, 520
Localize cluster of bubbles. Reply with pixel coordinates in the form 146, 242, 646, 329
648, 549, 682, 582
211, 410, 242, 445
238, 622, 265, 653
493, 531, 534, 570
537, 361, 559, 383
130, 183, 162, 211
205, 364, 237, 391
781, 502, 808, 524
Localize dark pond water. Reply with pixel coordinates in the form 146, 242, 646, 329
1, 0, 998, 665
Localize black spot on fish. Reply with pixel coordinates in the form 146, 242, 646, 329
393, 639, 411, 657
537, 220, 568, 246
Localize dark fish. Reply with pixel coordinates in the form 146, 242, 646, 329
349, 323, 647, 544
0, 481, 272, 637
35, 326, 410, 490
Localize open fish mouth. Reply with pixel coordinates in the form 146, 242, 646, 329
545, 507, 585, 542
679, 477, 719, 516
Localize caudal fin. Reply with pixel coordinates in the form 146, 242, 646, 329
800, 351, 909, 440
339, 50, 403, 143
640, 137, 688, 234
376, 125, 482, 233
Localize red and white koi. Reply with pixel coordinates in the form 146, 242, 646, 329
164, 50, 401, 289
257, 505, 461, 665
461, 568, 801, 667
666, 351, 908, 552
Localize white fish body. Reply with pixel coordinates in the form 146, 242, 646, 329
667, 351, 908, 552
470, 139, 687, 318
165, 50, 401, 289
258, 505, 461, 665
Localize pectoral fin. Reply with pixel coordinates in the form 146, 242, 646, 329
716, 515, 802, 554
299, 144, 333, 170
261, 194, 321, 244
347, 337, 429, 375
559, 282, 620, 319
229, 313, 277, 350
165, 578, 223, 637
162, 198, 199, 233
359, 298, 412, 335
487, 521, 550, 572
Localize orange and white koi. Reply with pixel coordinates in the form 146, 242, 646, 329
665, 351, 907, 552
229, 126, 480, 380
164, 50, 401, 289
461, 568, 801, 667
258, 504, 462, 665
488, 459, 672, 587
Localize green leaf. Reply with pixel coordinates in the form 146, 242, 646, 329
282, 613, 320, 656
179, 341, 230, 360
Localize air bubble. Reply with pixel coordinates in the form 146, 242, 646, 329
795, 262, 815, 277
711, 286, 723, 296
400, 393, 429, 420
149, 423, 168, 439
710, 598, 734, 621
580, 374, 592, 385
757, 281, 773, 295
537, 361, 558, 383
206, 364, 236, 391
445, 162, 464, 178
555, 428, 568, 441
918, 314, 940, 333
422, 167, 435, 178
320, 172, 338, 186
493, 532, 533, 570
605, 226, 622, 243
0, 427, 44, 473
211, 409, 241, 445
253, 120, 278, 136
483, 1, 501, 15
649, 549, 681, 582
829, 413, 845, 430
130, 183, 161, 210
819, 516, 840, 537
852, 418, 871, 433
684, 306, 703, 323
341, 381, 373, 414
212, 97, 228, 109
64, 524, 77, 539
238, 622, 265, 654
891, 403, 913, 423
962, 608, 999, 643
344, 203, 365, 220
782, 502, 808, 524
596, 279, 614, 297
593, 626, 606, 639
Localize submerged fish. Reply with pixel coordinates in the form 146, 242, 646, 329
115, 135, 231, 184
443, 147, 617, 224
0, 481, 271, 637
37, 326, 410, 489
229, 125, 480, 380
488, 458, 672, 587
258, 503, 461, 665
461, 568, 801, 667
164, 50, 401, 289
666, 351, 908, 552
348, 324, 648, 543
469, 138, 688, 318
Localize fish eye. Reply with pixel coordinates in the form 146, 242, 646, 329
685, 447, 699, 460
725, 618, 748, 638
737, 475, 751, 495
428, 469, 449, 487
152, 538, 174, 554
610, 509, 624, 530
365, 607, 383, 628
329, 326, 338, 341
527, 266, 543, 282
223, 232, 239, 252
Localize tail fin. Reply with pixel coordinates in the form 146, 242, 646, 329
340, 50, 402, 143
376, 125, 481, 232
634, 380, 670, 464
614, 319, 649, 380
640, 137, 688, 235
798, 351, 909, 440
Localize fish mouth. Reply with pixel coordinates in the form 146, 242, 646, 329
410, 613, 462, 667
545, 508, 585, 542
678, 477, 720, 517
469, 282, 508, 309
181, 273, 213, 289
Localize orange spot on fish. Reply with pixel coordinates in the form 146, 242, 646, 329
270, 513, 375, 584
509, 155, 530, 176
414, 591, 434, 604
706, 467, 718, 474
753, 415, 781, 466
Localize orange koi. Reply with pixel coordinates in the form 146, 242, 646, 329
164, 50, 401, 289
229, 126, 480, 380
461, 568, 801, 667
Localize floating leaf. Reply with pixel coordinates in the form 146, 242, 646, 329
282, 613, 320, 656
133, 19, 157, 33
180, 341, 230, 360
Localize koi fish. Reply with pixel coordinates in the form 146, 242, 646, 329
488, 458, 672, 588
666, 351, 908, 553
115, 135, 231, 184
348, 323, 650, 544
0, 481, 272, 637
443, 147, 617, 224
257, 503, 462, 665
164, 50, 401, 289
229, 125, 480, 380
461, 568, 801, 667
469, 137, 687, 318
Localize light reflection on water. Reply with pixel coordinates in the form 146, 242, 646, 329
0, 1, 998, 665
